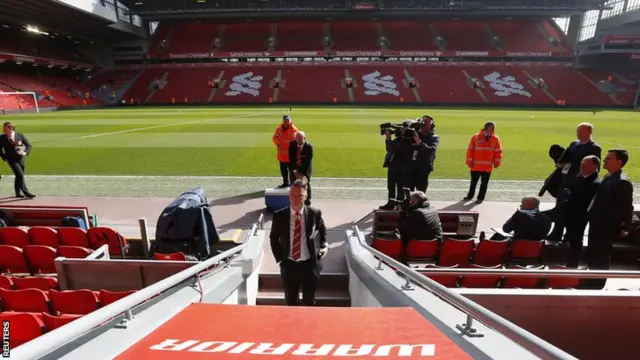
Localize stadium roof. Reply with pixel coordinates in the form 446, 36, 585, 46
120, 0, 613, 20
0, 0, 140, 42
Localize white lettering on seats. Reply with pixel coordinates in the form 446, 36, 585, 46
362, 71, 400, 96
483, 71, 532, 98
149, 339, 199, 351
225, 72, 264, 97
374, 344, 436, 357
332, 344, 376, 356
248, 343, 296, 355
292, 344, 336, 356
148, 340, 437, 357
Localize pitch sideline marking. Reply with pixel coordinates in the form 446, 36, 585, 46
75, 111, 277, 140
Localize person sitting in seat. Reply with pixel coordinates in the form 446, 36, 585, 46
492, 196, 551, 241
398, 191, 443, 264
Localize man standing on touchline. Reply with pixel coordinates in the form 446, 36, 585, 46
0, 122, 35, 199
269, 180, 328, 306
464, 121, 502, 204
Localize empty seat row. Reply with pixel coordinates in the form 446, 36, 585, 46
0, 226, 128, 257
0, 312, 82, 347
0, 288, 136, 315
372, 237, 544, 267
0, 275, 59, 291
0, 245, 93, 275
419, 264, 581, 289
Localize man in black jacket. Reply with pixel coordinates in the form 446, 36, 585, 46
546, 123, 601, 241
585, 149, 634, 289
288, 131, 313, 206
499, 196, 551, 241
270, 180, 328, 306
398, 191, 443, 264
0, 122, 35, 198
403, 115, 439, 193
561, 155, 601, 268
380, 129, 409, 209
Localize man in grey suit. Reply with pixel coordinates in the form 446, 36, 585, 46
269, 179, 328, 306
585, 148, 634, 289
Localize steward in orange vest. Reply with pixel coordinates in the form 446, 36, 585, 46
272, 114, 298, 188
464, 121, 502, 204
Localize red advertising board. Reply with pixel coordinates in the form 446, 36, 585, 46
114, 304, 473, 359
165, 49, 570, 59
0, 52, 91, 68
603, 35, 640, 45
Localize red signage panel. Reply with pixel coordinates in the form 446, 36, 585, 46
604, 35, 640, 45
114, 304, 473, 359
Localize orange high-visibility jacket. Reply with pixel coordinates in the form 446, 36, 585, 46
272, 123, 298, 162
466, 130, 503, 173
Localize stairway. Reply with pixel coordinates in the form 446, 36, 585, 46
272, 69, 284, 103
145, 72, 168, 104
344, 68, 355, 103
483, 22, 501, 50
462, 70, 489, 103
375, 22, 388, 50
268, 23, 277, 51
207, 70, 225, 103
521, 70, 557, 103
256, 273, 351, 306
403, 68, 422, 103
323, 22, 332, 51
428, 23, 446, 51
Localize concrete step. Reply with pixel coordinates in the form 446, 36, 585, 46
256, 290, 351, 307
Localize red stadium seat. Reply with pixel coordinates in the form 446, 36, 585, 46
13, 276, 59, 291
474, 239, 509, 267
0, 275, 14, 289
437, 238, 474, 267
87, 227, 128, 257
153, 252, 188, 261
28, 227, 60, 248
545, 265, 582, 289
405, 239, 439, 260
0, 312, 45, 348
419, 264, 459, 288
460, 264, 502, 288
58, 246, 93, 259
0, 227, 30, 247
502, 265, 545, 289
41, 312, 82, 331
57, 227, 89, 248
371, 236, 403, 258
99, 289, 137, 306
49, 289, 99, 315
0, 245, 30, 274
23, 245, 58, 274
510, 239, 545, 265
0, 288, 50, 313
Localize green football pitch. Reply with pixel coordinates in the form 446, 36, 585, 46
2, 106, 638, 180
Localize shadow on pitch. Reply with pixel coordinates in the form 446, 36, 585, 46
439, 200, 477, 211
209, 191, 264, 207
218, 208, 268, 229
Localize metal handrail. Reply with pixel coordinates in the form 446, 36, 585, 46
12, 215, 264, 359
413, 268, 640, 279
351, 225, 576, 360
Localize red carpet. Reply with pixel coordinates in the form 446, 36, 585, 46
115, 304, 472, 359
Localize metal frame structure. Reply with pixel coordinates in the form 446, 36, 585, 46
0, 91, 39, 113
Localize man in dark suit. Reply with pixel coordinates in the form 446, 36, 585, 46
269, 179, 328, 306
585, 149, 633, 289
288, 131, 313, 206
496, 196, 552, 241
0, 122, 35, 198
398, 191, 443, 264
561, 155, 601, 268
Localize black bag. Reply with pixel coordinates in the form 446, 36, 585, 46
61, 216, 88, 230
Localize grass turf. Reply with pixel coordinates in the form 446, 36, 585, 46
1, 106, 638, 180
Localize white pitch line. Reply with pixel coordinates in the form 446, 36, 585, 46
75, 111, 274, 140
314, 187, 532, 192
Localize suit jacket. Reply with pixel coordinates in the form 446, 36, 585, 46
589, 170, 634, 244
399, 203, 443, 243
502, 209, 552, 241
288, 141, 313, 177
562, 172, 600, 221
269, 206, 327, 275
0, 132, 31, 163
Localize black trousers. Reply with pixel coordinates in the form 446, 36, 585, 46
583, 228, 614, 289
564, 215, 588, 268
290, 172, 311, 202
280, 259, 318, 306
403, 171, 430, 193
466, 171, 491, 201
279, 161, 290, 185
387, 168, 403, 201
9, 160, 29, 196
543, 196, 566, 241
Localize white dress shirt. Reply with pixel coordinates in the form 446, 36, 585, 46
289, 206, 310, 261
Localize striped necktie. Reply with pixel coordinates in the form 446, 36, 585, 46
297, 145, 302, 166
292, 211, 301, 260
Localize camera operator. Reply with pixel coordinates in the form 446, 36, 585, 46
402, 115, 439, 193
380, 125, 409, 210
398, 191, 444, 265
